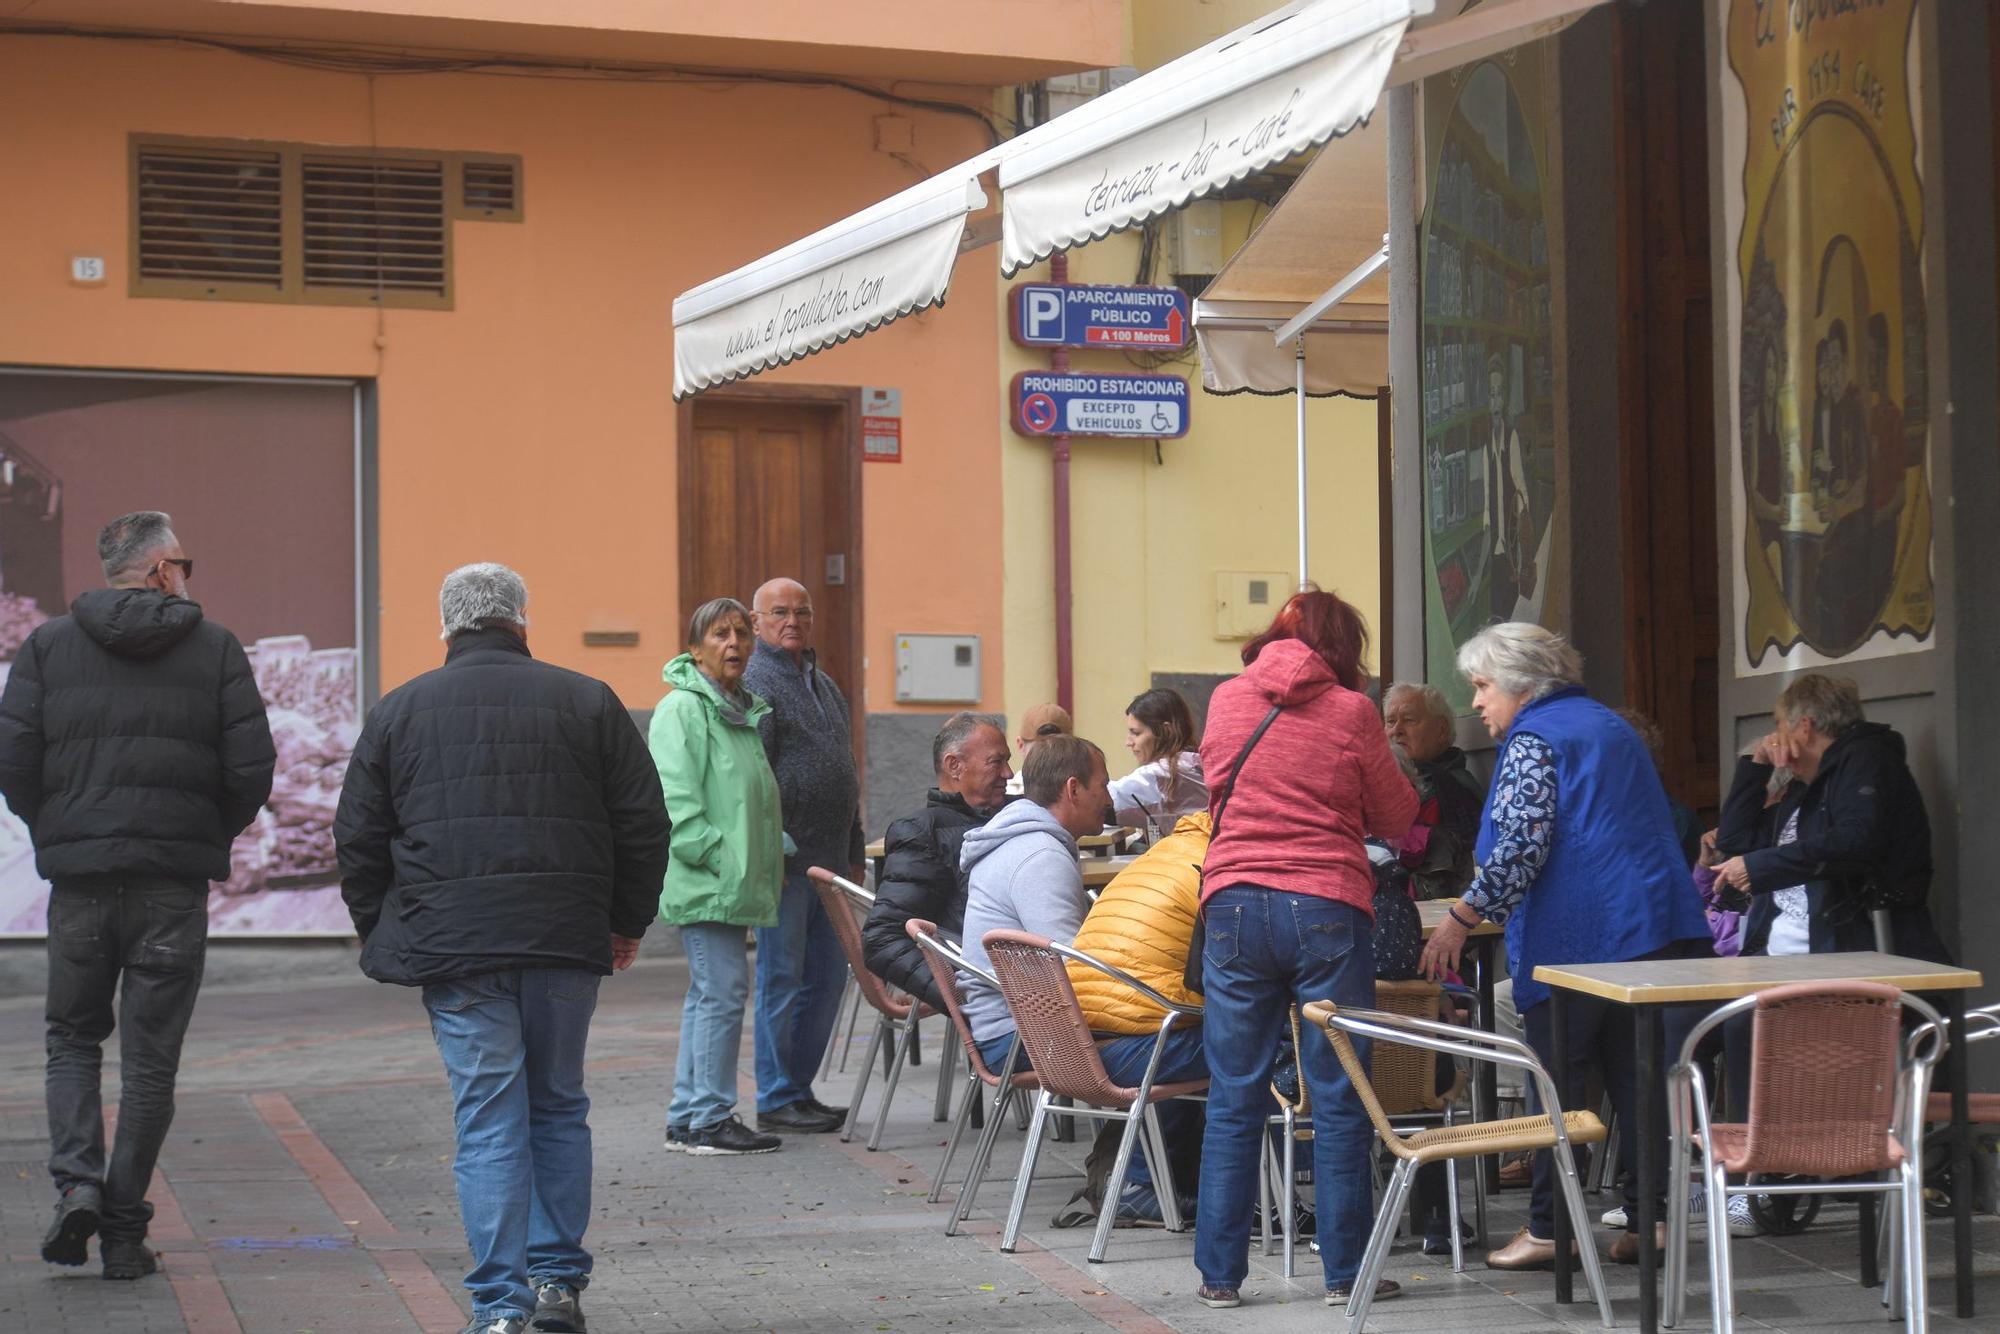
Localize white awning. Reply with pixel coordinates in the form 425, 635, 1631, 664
672, 170, 991, 400
997, 0, 1416, 276
671, 0, 1615, 398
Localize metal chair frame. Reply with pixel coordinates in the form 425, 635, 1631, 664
806, 870, 951, 1150
1663, 985, 1943, 1334
984, 932, 1207, 1265
1308, 1002, 1615, 1333
905, 921, 1033, 1231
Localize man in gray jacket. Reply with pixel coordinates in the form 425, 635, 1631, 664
742, 577, 864, 1133
956, 735, 1109, 1065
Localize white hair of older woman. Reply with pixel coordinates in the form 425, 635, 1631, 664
439, 562, 528, 639
1455, 622, 1583, 701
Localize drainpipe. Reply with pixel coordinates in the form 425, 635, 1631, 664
1050, 252, 1075, 715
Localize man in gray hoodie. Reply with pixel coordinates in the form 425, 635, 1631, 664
958, 733, 1202, 1226
956, 734, 1109, 1057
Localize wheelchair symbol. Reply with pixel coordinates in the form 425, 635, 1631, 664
1150, 406, 1175, 433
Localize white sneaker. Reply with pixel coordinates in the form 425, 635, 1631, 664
1601, 1204, 1627, 1228
1726, 1193, 1761, 1237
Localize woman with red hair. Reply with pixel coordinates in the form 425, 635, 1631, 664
1190, 587, 1418, 1311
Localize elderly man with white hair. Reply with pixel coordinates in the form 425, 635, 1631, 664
335, 563, 671, 1334
1380, 681, 1485, 900
1419, 622, 1709, 1273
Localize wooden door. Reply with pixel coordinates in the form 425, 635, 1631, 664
1616, 0, 1721, 815
679, 394, 861, 717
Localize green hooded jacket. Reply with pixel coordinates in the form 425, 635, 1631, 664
649, 653, 784, 928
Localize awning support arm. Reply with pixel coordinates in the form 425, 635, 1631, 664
1274, 239, 1390, 347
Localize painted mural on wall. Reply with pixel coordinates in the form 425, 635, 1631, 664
0, 379, 362, 935
1722, 0, 1934, 675
1420, 44, 1562, 711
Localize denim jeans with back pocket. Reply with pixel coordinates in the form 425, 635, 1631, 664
1193, 885, 1375, 1290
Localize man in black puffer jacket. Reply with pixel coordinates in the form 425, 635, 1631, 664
862, 713, 1013, 1010
334, 562, 668, 1334
0, 510, 274, 1281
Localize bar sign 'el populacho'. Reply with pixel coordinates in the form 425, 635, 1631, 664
1011, 371, 1191, 439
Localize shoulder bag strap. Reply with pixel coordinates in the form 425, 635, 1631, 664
1210, 703, 1283, 838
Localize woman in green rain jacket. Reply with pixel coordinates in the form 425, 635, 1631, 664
651, 597, 785, 1155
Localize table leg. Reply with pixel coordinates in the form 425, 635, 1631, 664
1637, 1006, 1661, 1334
1948, 988, 1972, 1318
1552, 987, 1572, 1305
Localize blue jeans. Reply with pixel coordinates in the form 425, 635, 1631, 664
670, 923, 751, 1131
422, 968, 600, 1323
754, 871, 847, 1112
977, 1026, 1206, 1189
1195, 887, 1375, 1290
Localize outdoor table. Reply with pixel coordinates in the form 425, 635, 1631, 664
1534, 951, 1983, 1334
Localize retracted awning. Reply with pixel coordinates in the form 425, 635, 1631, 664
672, 0, 1615, 400
1193, 112, 1390, 397
672, 169, 992, 399
1191, 0, 1612, 396
997, 0, 1415, 276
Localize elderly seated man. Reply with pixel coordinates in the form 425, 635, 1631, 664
959, 737, 1203, 1227
862, 713, 1012, 1011
1381, 681, 1485, 901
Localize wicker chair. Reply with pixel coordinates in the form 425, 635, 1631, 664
1303, 998, 1613, 1333
806, 868, 937, 1150
982, 929, 1208, 1264
1663, 981, 1943, 1334
1369, 980, 1483, 1272
905, 918, 1039, 1232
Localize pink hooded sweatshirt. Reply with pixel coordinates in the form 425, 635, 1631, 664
1198, 638, 1419, 915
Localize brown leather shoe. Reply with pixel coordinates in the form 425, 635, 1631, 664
1609, 1224, 1668, 1266
1497, 1154, 1533, 1188
1486, 1226, 1579, 1270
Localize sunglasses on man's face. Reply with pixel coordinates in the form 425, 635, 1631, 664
159, 558, 194, 580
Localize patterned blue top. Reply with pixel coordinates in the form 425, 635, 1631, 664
1461, 732, 1556, 926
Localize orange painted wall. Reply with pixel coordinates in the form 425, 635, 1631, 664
0, 33, 1007, 714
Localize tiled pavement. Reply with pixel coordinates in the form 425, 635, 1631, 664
0, 944, 1994, 1333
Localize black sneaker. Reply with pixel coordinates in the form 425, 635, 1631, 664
759, 1101, 842, 1133
42, 1183, 100, 1266
531, 1281, 585, 1332
100, 1237, 158, 1281
663, 1124, 690, 1153
685, 1115, 780, 1156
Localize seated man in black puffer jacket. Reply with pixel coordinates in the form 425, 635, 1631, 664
861, 712, 1013, 1010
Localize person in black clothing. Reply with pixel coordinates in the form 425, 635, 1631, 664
334, 563, 670, 1334
1712, 672, 1946, 961
0, 511, 274, 1282
1381, 682, 1484, 900
861, 712, 1012, 1010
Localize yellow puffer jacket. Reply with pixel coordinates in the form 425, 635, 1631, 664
1068, 814, 1209, 1035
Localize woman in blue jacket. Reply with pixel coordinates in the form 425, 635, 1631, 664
1421, 623, 1710, 1272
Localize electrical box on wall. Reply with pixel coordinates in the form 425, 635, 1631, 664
1214, 571, 1290, 640
894, 634, 981, 703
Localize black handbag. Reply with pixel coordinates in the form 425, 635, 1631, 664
1369, 858, 1426, 982
1183, 703, 1283, 997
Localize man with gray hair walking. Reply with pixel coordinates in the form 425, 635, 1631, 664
0, 510, 274, 1281
335, 563, 670, 1334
